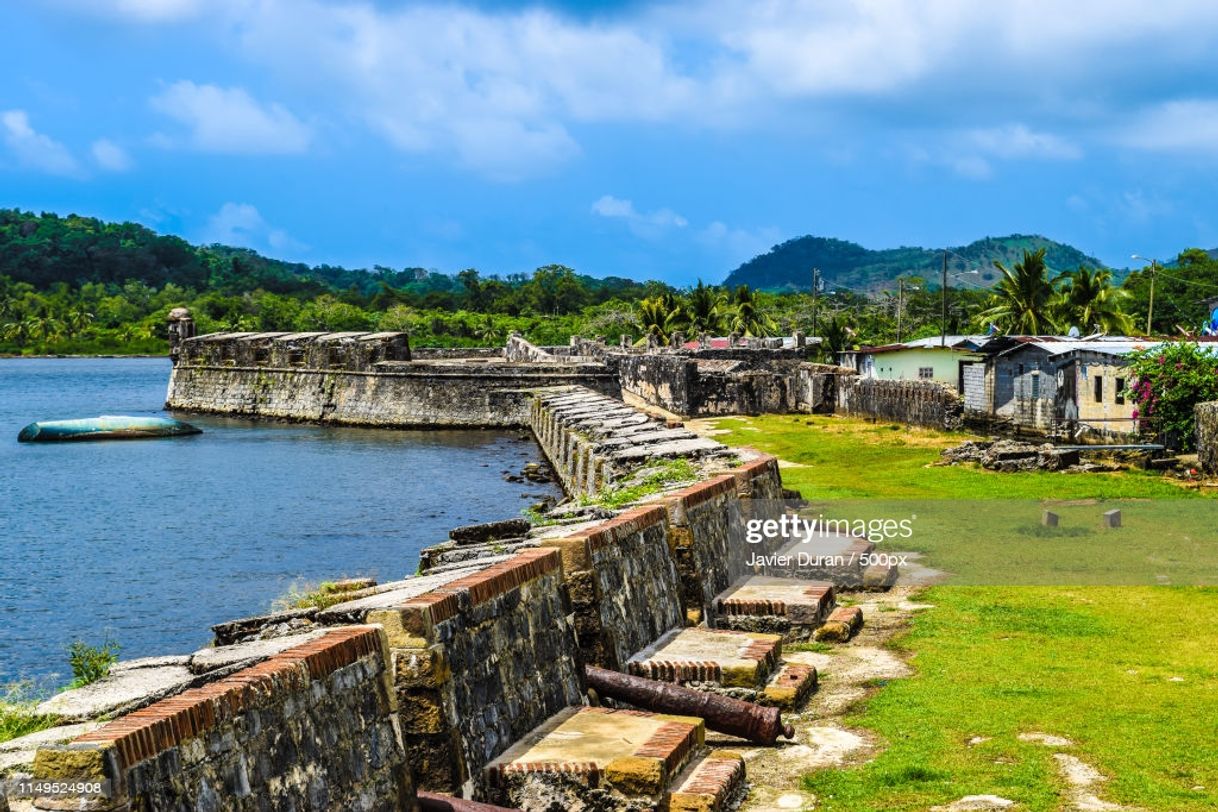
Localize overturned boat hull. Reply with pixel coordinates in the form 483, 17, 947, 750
17, 415, 202, 443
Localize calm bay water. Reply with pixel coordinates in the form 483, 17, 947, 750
0, 358, 560, 685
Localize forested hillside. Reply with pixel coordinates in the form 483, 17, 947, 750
723, 233, 1107, 292
4, 209, 1215, 356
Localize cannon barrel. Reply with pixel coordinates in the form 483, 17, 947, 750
418, 791, 521, 812
584, 665, 795, 745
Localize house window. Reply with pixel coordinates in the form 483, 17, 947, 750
1031, 372, 1040, 398
1094, 375, 1104, 403
918, 367, 934, 380
1115, 377, 1126, 405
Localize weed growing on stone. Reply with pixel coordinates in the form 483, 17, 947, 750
521, 506, 560, 526
271, 580, 356, 612
593, 457, 700, 509
66, 639, 119, 688
0, 682, 59, 744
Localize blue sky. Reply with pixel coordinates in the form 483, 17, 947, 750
4, 1, 1218, 285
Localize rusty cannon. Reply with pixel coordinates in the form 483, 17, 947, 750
418, 791, 522, 812
584, 665, 795, 745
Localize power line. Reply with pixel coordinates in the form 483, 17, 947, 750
1151, 267, 1218, 291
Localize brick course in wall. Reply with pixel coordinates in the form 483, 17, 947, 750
368, 548, 584, 796
31, 626, 413, 812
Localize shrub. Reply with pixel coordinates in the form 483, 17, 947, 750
1128, 342, 1218, 450
67, 639, 120, 688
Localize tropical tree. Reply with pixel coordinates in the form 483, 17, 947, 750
63, 308, 94, 338
636, 294, 682, 344
819, 314, 857, 362
728, 285, 776, 337
473, 314, 505, 344
974, 248, 1059, 335
1052, 266, 1134, 335
677, 280, 727, 336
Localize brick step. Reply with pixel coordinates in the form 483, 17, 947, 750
813, 605, 865, 643
712, 576, 836, 642
484, 706, 720, 811
669, 751, 748, 812
624, 627, 817, 710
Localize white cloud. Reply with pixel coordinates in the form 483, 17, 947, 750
911, 124, 1080, 180
150, 81, 310, 155
698, 221, 783, 267
1, 109, 78, 176
227, 2, 693, 178
963, 125, 1081, 161
203, 202, 305, 253
91, 138, 132, 171
51, 0, 1218, 177
1118, 99, 1218, 155
51, 0, 203, 22
592, 195, 688, 239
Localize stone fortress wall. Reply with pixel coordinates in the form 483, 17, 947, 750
7, 326, 900, 812
167, 331, 619, 427
166, 329, 964, 430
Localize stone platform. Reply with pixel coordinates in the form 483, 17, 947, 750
485, 706, 742, 811
626, 627, 817, 709
712, 576, 838, 642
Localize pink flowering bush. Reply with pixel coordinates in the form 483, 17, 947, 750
1128, 342, 1218, 450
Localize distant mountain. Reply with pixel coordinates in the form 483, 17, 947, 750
723, 234, 1108, 293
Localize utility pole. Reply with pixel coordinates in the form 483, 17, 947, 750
1132, 254, 1161, 336
941, 251, 948, 347
897, 278, 905, 343
1147, 260, 1158, 336
811, 267, 820, 337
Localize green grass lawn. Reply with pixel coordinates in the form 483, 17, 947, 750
714, 415, 1217, 585
708, 414, 1218, 810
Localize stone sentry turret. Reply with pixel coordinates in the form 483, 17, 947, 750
166, 307, 196, 364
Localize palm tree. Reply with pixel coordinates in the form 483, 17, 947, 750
974, 248, 1059, 335
819, 314, 857, 362
64, 308, 94, 338
728, 285, 777, 337
473, 315, 505, 345
636, 294, 682, 344
677, 281, 727, 336
1052, 266, 1134, 335
2, 319, 30, 346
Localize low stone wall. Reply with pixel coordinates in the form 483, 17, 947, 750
795, 364, 852, 413
1198, 401, 1218, 473
366, 549, 583, 795
837, 376, 964, 429
505, 334, 562, 363
411, 347, 504, 360
617, 354, 810, 417
180, 330, 411, 370
168, 360, 619, 427
617, 354, 696, 415
540, 506, 684, 672
30, 627, 413, 812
